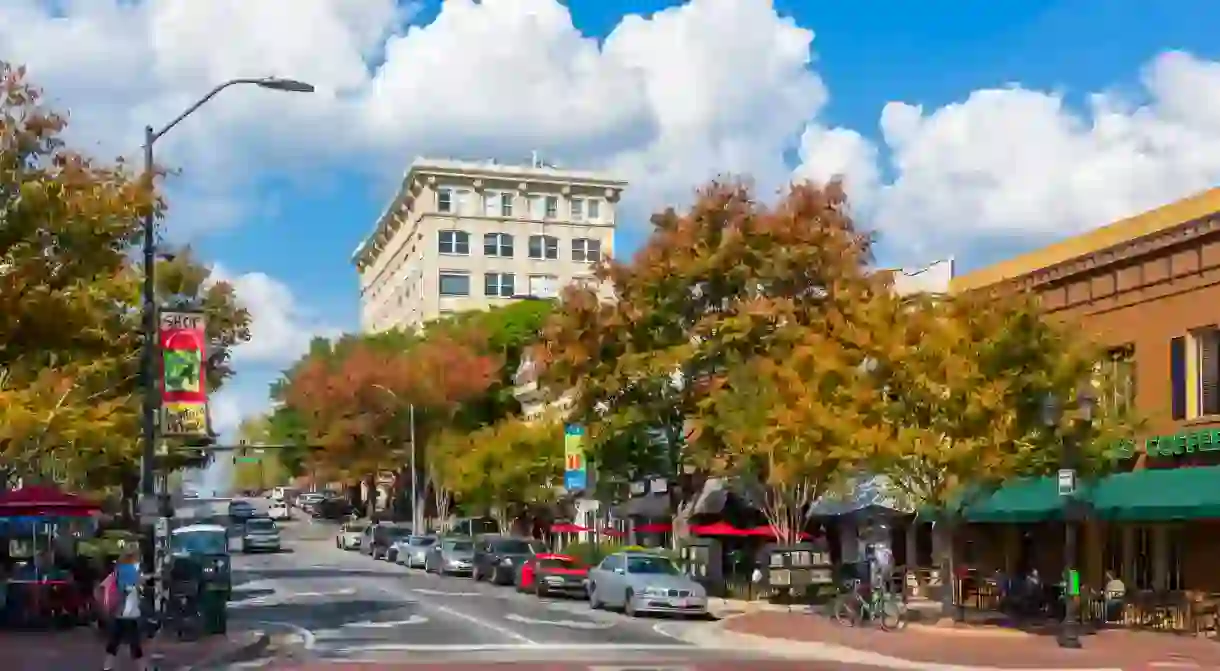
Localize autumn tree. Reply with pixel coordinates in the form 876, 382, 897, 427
540, 180, 882, 516
698, 322, 891, 543
870, 288, 1139, 604
0, 64, 250, 494
430, 416, 563, 532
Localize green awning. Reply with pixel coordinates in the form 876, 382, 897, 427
965, 477, 1066, 523
1091, 466, 1220, 521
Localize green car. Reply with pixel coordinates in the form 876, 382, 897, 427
170, 523, 232, 600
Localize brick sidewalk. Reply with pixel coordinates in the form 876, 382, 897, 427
724, 611, 1220, 669
1, 626, 264, 670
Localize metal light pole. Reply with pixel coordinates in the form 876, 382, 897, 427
373, 385, 420, 533
1044, 386, 1095, 650
139, 75, 313, 606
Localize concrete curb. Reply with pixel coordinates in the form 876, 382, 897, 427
675, 619, 1123, 671
174, 630, 270, 671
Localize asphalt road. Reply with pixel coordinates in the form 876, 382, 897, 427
224, 509, 812, 669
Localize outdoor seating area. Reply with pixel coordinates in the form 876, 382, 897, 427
0, 486, 107, 629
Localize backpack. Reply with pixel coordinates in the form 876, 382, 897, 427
96, 571, 119, 614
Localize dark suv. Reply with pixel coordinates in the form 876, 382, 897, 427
367, 522, 412, 560
472, 536, 547, 585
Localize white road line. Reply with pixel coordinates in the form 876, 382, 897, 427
503, 613, 614, 630
331, 643, 699, 653
343, 615, 430, 628
374, 584, 537, 645
289, 588, 356, 597
410, 587, 483, 597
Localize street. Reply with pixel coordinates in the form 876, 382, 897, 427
226, 516, 815, 669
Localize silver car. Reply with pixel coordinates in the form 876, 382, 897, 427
587, 552, 707, 617
424, 536, 474, 575
241, 517, 281, 553
395, 535, 437, 568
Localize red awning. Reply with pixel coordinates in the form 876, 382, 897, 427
636, 522, 673, 533
0, 486, 100, 517
550, 523, 590, 534
689, 521, 752, 537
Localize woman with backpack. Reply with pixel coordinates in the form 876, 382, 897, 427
101, 547, 148, 671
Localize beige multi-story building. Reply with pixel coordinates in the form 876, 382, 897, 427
352, 157, 627, 332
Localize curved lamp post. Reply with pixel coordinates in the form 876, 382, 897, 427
138, 76, 313, 606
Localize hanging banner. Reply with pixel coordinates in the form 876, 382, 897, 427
563, 424, 587, 492
159, 310, 209, 438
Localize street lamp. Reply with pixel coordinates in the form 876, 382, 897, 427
372, 385, 421, 534
138, 75, 312, 600
1042, 384, 1096, 650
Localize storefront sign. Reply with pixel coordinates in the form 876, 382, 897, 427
1116, 428, 1220, 459
563, 424, 587, 491
159, 311, 209, 438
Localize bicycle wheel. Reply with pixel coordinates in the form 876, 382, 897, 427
832, 594, 860, 627
878, 597, 905, 631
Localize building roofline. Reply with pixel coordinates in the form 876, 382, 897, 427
950, 187, 1220, 292
350, 157, 627, 269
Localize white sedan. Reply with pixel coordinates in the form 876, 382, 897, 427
268, 503, 291, 521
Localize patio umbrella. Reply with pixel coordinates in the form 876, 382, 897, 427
744, 524, 812, 540
636, 522, 672, 533
550, 522, 590, 533
0, 486, 100, 517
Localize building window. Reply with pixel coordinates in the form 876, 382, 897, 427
587, 198, 600, 220
484, 272, 515, 298
438, 230, 469, 255
545, 196, 558, 219
437, 188, 453, 213
484, 232, 514, 257
438, 272, 470, 296
1098, 344, 1136, 417
572, 237, 601, 263
1133, 527, 1153, 591
500, 192, 514, 217
528, 274, 558, 298
528, 235, 558, 260
1194, 327, 1220, 417
570, 198, 584, 221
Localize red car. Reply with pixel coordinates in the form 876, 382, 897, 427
516, 553, 588, 597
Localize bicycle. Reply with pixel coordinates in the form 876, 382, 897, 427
832, 578, 905, 631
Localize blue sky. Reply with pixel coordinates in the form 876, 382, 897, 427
4, 0, 1220, 435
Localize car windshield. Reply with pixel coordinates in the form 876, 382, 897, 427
409, 536, 436, 546
171, 531, 227, 555
343, 522, 366, 532
246, 520, 275, 532
494, 539, 543, 554
539, 557, 580, 569
447, 540, 473, 552
626, 555, 679, 575
384, 526, 411, 538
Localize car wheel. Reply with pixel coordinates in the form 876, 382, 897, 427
588, 583, 602, 609
534, 580, 547, 599
624, 589, 637, 617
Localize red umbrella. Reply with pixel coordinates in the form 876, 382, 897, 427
636, 522, 672, 534
0, 486, 99, 517
550, 522, 590, 534
689, 520, 751, 536
599, 527, 626, 537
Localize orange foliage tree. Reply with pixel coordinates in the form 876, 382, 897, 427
540, 180, 884, 511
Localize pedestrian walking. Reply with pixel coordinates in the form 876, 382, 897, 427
102, 547, 148, 671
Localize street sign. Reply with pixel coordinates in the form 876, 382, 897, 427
1057, 469, 1077, 497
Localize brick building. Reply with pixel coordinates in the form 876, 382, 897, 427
952, 188, 1220, 597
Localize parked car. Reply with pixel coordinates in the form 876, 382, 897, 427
240, 517, 281, 553
516, 553, 588, 597
586, 551, 707, 617
312, 497, 354, 520
367, 522, 412, 560
227, 499, 255, 523
297, 492, 325, 514
268, 502, 291, 521
424, 536, 475, 576
393, 535, 437, 568
336, 521, 368, 551
471, 536, 547, 585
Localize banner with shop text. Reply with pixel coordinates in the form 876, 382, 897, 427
563, 424, 587, 492
159, 310, 209, 438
